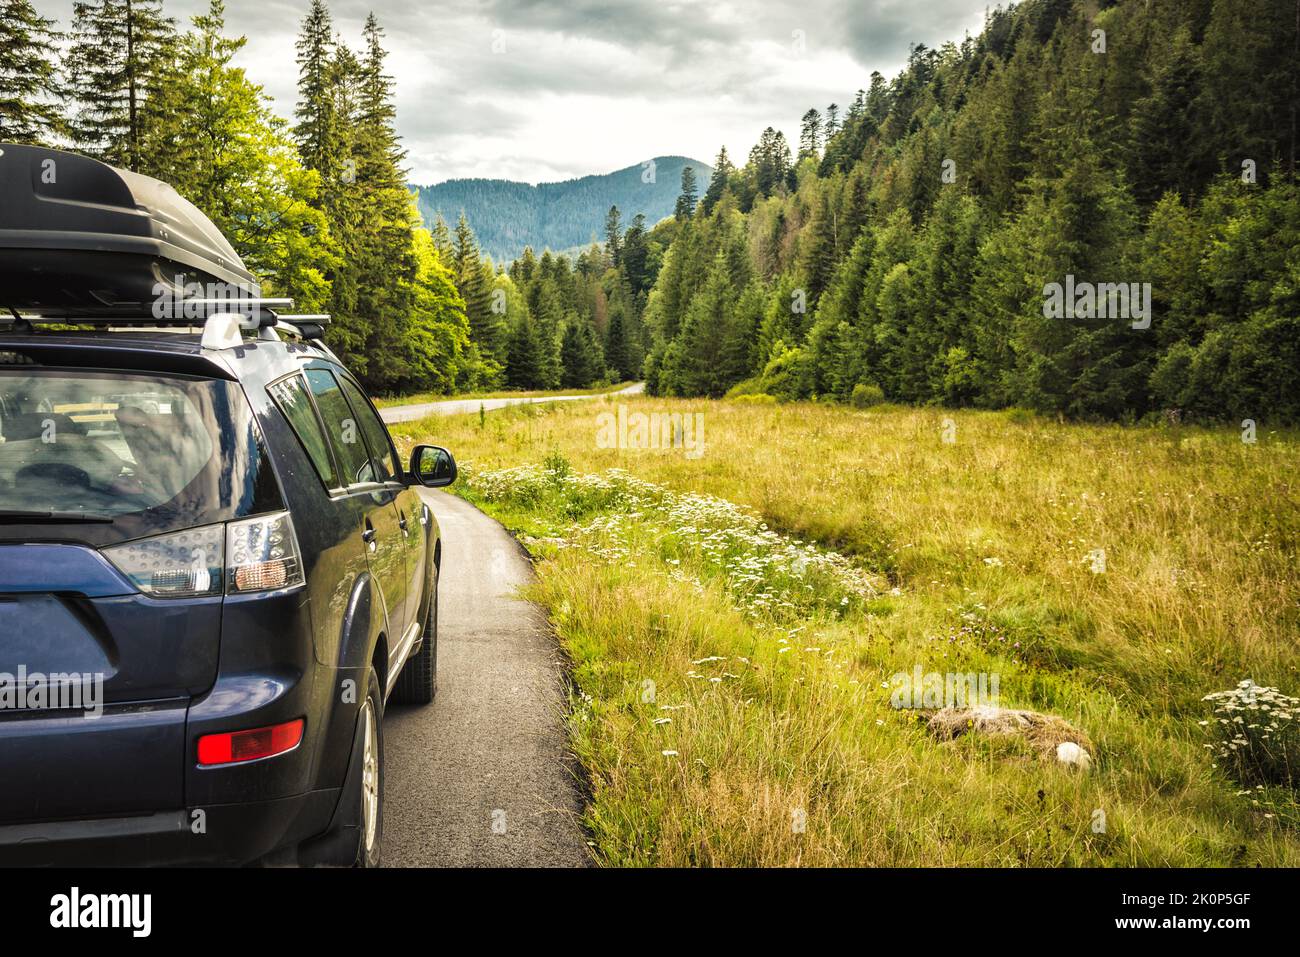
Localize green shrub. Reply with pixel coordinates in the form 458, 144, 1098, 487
850, 382, 885, 408
724, 377, 767, 398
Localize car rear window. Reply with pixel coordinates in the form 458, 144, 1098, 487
0, 369, 282, 544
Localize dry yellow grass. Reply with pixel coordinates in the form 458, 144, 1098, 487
391, 397, 1300, 865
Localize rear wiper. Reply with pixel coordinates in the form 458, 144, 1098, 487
0, 509, 115, 524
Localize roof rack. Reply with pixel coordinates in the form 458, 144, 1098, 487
2, 299, 332, 351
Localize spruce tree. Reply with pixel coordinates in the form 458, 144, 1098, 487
701, 146, 734, 213
674, 165, 698, 220
292, 0, 339, 188
560, 318, 604, 387
604, 307, 631, 382
621, 213, 649, 294
65, 0, 175, 170
0, 0, 62, 144
143, 0, 333, 312
604, 206, 622, 264
451, 213, 504, 363
431, 213, 455, 263
506, 312, 544, 389
353, 12, 418, 391
799, 108, 822, 159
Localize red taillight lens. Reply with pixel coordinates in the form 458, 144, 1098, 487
197, 718, 304, 766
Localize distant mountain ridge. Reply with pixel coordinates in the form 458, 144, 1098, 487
413, 156, 711, 264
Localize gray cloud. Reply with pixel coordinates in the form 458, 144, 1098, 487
34, 0, 990, 183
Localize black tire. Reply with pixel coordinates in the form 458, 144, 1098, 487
354, 665, 384, 867
292, 664, 384, 868
391, 572, 437, 705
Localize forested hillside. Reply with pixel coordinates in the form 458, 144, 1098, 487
415, 156, 710, 263
641, 0, 1300, 423
4, 0, 1295, 415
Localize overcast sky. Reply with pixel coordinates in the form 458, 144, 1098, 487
35, 0, 991, 185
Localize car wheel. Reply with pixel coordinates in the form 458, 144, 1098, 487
391, 574, 437, 705
292, 664, 385, 868
357, 673, 384, 868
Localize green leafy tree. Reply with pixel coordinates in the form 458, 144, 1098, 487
148, 0, 333, 312
396, 227, 471, 393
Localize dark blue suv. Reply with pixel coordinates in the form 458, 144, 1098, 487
0, 145, 456, 866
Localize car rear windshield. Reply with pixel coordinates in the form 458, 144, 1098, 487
0, 369, 282, 545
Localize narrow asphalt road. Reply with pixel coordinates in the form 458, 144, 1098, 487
378, 384, 638, 865
380, 381, 644, 423
381, 489, 590, 867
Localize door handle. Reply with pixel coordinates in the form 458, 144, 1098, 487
362, 525, 377, 544
398, 512, 408, 532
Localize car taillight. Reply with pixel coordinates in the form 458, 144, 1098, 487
102, 524, 225, 597
197, 718, 304, 766
226, 510, 304, 594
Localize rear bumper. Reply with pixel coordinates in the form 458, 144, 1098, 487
0, 788, 340, 867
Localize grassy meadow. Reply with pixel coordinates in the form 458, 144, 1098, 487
389, 396, 1300, 866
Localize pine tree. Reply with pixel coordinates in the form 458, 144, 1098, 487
674, 165, 698, 220
352, 13, 419, 392
824, 103, 840, 138
1129, 30, 1207, 204
798, 188, 840, 308
451, 213, 505, 363
528, 277, 565, 388
292, 0, 339, 188
667, 250, 735, 396
604, 306, 632, 381
560, 318, 605, 387
622, 213, 650, 293
123, 1, 336, 321
799, 108, 822, 159
431, 213, 455, 263
1199, 0, 1300, 180
356, 13, 406, 192
604, 205, 623, 264
0, 0, 62, 144
701, 146, 734, 214
505, 312, 544, 389
748, 127, 793, 196
806, 227, 874, 398
65, 0, 175, 170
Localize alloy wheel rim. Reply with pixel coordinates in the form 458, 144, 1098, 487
360, 700, 379, 857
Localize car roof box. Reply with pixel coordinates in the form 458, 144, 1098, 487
0, 143, 258, 314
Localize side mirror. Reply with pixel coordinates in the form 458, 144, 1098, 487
410, 445, 456, 488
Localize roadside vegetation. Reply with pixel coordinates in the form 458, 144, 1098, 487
374, 382, 635, 409
391, 396, 1300, 865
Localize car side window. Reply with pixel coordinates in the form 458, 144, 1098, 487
304, 368, 373, 486
337, 376, 401, 484
267, 374, 338, 488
